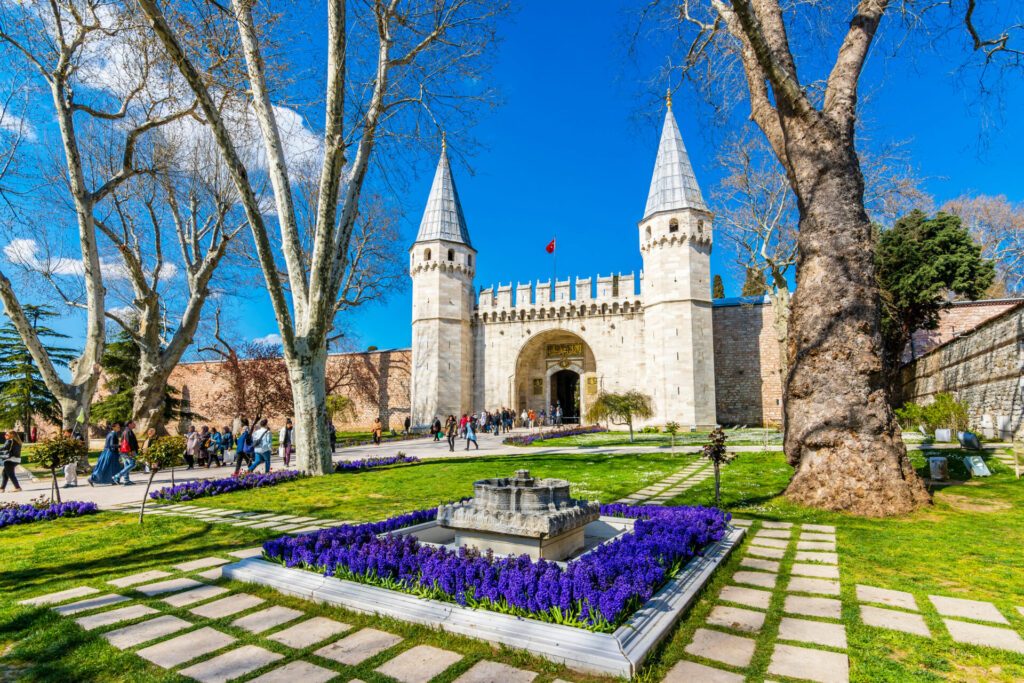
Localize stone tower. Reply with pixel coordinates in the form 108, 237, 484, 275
639, 95, 717, 427
409, 139, 476, 427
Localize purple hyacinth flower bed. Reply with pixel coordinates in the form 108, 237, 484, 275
262, 502, 728, 632
0, 501, 99, 530
149, 470, 304, 502
334, 455, 420, 472
502, 425, 608, 446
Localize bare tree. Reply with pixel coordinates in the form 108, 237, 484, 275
136, 0, 506, 473
652, 0, 1021, 516
0, 1, 195, 432
943, 195, 1024, 295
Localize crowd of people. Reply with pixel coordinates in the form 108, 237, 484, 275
423, 404, 568, 452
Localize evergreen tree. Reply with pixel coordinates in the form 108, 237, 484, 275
876, 210, 995, 375
0, 306, 76, 430
712, 274, 725, 299
91, 330, 190, 425
740, 267, 768, 296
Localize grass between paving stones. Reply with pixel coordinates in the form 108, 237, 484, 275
0, 512, 612, 682
647, 447, 1024, 682
524, 428, 783, 448
174, 451, 697, 520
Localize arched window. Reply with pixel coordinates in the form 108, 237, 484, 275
645, 225, 652, 240
423, 248, 432, 261
697, 220, 704, 233
447, 249, 455, 262
669, 218, 679, 233
467, 254, 473, 267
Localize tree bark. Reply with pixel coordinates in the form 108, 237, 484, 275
133, 362, 174, 436
782, 141, 929, 516
140, 470, 157, 524
286, 344, 332, 475
768, 274, 790, 428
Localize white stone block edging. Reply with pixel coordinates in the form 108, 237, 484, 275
222, 526, 744, 677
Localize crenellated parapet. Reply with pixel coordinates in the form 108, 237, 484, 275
474, 271, 644, 323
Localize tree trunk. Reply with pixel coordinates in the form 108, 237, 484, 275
61, 395, 92, 474
51, 468, 61, 504
783, 142, 929, 517
713, 461, 721, 506
628, 419, 634, 443
768, 272, 790, 428
286, 345, 332, 475
133, 362, 174, 436
140, 470, 157, 524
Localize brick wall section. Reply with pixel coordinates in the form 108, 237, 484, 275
168, 348, 411, 433
712, 300, 783, 426
898, 302, 1024, 439
903, 300, 1023, 363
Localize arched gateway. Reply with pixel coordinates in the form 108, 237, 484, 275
514, 331, 597, 424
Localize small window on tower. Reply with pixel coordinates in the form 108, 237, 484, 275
467, 254, 473, 267
697, 220, 704, 233
424, 248, 432, 261
645, 226, 652, 240
447, 249, 455, 261
669, 219, 679, 233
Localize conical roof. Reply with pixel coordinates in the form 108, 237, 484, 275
643, 105, 707, 219
414, 144, 472, 247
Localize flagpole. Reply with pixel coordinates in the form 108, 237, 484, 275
552, 233, 556, 301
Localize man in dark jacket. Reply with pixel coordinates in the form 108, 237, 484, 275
113, 420, 140, 485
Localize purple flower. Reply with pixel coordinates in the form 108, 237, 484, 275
149, 470, 304, 502
502, 425, 608, 446
334, 455, 420, 472
0, 501, 99, 529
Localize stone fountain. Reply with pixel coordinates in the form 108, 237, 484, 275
437, 469, 600, 560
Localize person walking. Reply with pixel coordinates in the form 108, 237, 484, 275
248, 419, 273, 473
216, 426, 233, 466
372, 417, 382, 446
403, 416, 411, 435
0, 430, 22, 492
234, 419, 254, 475
184, 425, 199, 469
432, 417, 442, 442
328, 421, 337, 453
465, 417, 479, 451
279, 419, 293, 467
89, 423, 122, 486
61, 428, 79, 488
113, 420, 139, 485
445, 414, 457, 452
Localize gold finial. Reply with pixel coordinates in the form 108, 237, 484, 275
666, 87, 673, 110
441, 131, 447, 153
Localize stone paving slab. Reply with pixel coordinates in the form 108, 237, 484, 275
231, 605, 304, 633
685, 627, 756, 667
930, 595, 1009, 624
190, 593, 264, 619
720, 585, 772, 610
768, 643, 849, 683
733, 571, 778, 589
375, 644, 463, 683
197, 568, 223, 580
797, 541, 837, 551
707, 605, 766, 633
663, 660, 744, 683
860, 605, 931, 637
740, 557, 781, 573
800, 533, 837, 542
162, 584, 229, 607
943, 619, 1024, 653
453, 660, 537, 683
792, 563, 840, 579
248, 660, 338, 683
135, 577, 204, 596
856, 585, 917, 611
730, 518, 753, 527
108, 570, 172, 588
315, 628, 403, 665
755, 529, 792, 539
20, 586, 99, 606
103, 615, 192, 649
784, 595, 843, 619
75, 604, 159, 630
747, 546, 785, 559
136, 626, 235, 668
178, 645, 284, 683
795, 551, 839, 565
803, 524, 836, 532
53, 594, 130, 615
291, 526, 325, 533
750, 537, 789, 549
174, 556, 230, 572
229, 547, 265, 559
269, 617, 351, 649
777, 616, 848, 649
762, 521, 793, 529
250, 521, 282, 529
788, 577, 841, 596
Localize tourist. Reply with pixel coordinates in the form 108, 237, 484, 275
216, 426, 234, 465
248, 419, 273, 473
403, 416, 411, 435
0, 430, 22, 492
328, 421, 337, 453
372, 417, 382, 446
444, 415, 456, 452
89, 423, 122, 486
432, 417, 442, 442
184, 425, 199, 469
279, 418, 293, 466
234, 419, 254, 475
520, 408, 528, 429
113, 420, 139, 485
61, 428, 79, 488
465, 416, 479, 450
556, 403, 563, 425
459, 414, 467, 438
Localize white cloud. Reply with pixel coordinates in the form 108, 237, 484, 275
253, 333, 283, 346
4, 238, 177, 281
0, 113, 37, 142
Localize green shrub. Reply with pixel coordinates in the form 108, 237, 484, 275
32, 435, 87, 504
896, 393, 971, 433
140, 436, 186, 470
640, 426, 660, 434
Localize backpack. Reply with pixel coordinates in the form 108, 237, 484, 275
240, 430, 254, 455
119, 434, 131, 454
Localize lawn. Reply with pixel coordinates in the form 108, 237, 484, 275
526, 427, 783, 448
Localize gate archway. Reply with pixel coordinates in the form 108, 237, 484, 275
513, 330, 597, 424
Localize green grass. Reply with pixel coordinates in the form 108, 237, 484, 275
176, 451, 694, 520
527, 428, 783, 448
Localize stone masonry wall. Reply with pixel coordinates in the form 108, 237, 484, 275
712, 299, 783, 427
898, 302, 1024, 439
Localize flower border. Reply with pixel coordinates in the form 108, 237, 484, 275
0, 501, 99, 529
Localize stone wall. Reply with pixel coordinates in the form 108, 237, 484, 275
898, 302, 1024, 439
902, 299, 1023, 363
711, 298, 783, 427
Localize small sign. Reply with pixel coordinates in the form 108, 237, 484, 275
531, 378, 543, 395
964, 455, 992, 477
586, 376, 598, 396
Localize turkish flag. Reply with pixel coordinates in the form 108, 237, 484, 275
545, 239, 556, 254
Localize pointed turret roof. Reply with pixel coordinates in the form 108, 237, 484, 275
414, 139, 473, 247
643, 97, 707, 219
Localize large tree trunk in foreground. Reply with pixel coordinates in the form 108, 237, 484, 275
783, 145, 929, 516
133, 363, 174, 437
287, 345, 332, 475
